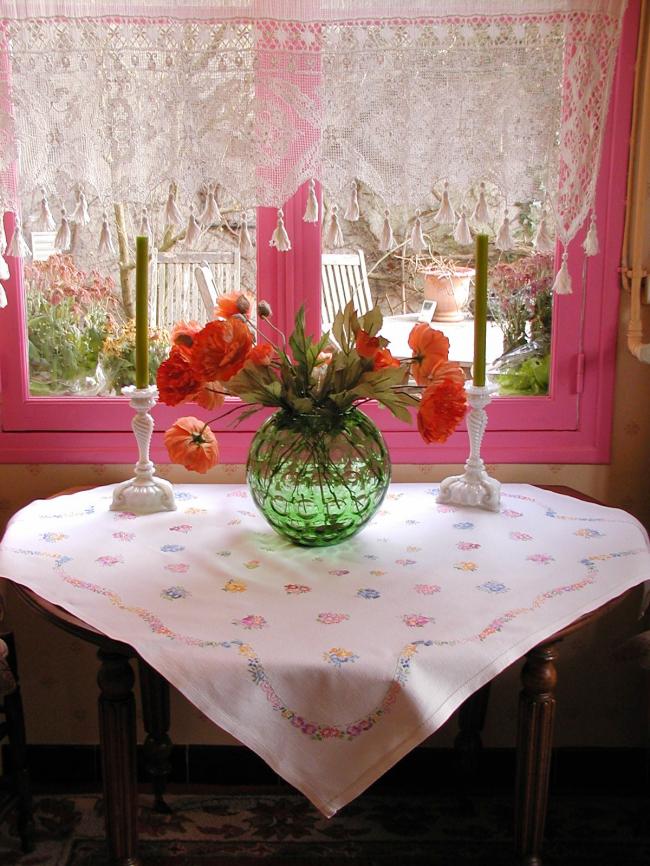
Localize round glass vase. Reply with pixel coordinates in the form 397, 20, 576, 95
246, 408, 391, 547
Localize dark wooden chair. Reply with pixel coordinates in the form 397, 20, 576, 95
0, 631, 34, 852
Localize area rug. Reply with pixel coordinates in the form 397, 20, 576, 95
1, 791, 649, 866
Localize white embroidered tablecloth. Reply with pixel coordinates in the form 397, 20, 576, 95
0, 483, 648, 816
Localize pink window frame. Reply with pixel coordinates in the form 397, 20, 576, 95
0, 0, 639, 464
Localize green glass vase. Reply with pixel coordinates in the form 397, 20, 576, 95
246, 408, 390, 547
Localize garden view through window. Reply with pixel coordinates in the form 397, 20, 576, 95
24, 193, 257, 398
321, 187, 553, 397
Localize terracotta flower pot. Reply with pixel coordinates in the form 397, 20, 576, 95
422, 266, 475, 322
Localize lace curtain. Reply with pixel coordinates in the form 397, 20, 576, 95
0, 0, 627, 293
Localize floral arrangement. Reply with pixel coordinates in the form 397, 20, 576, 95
156, 293, 467, 473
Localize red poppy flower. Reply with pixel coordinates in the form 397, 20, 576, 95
356, 330, 381, 358
417, 379, 467, 443
156, 347, 202, 406
192, 317, 254, 382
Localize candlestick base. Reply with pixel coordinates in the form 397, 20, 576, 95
437, 382, 501, 512
110, 385, 176, 514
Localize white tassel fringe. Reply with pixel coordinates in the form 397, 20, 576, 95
0, 282, 7, 307
552, 251, 572, 295
410, 213, 427, 253
98, 212, 116, 256
184, 206, 202, 250
379, 210, 395, 251
453, 209, 472, 246
303, 179, 319, 223
199, 187, 222, 226
344, 181, 360, 222
164, 185, 183, 228
434, 182, 455, 225
71, 191, 90, 226
33, 191, 56, 232
583, 214, 599, 256
54, 207, 71, 252
0, 215, 7, 255
495, 210, 514, 252
0, 253, 9, 282
7, 221, 31, 258
138, 207, 152, 238
239, 212, 254, 258
472, 182, 490, 224
324, 206, 344, 248
270, 208, 291, 252
534, 210, 555, 255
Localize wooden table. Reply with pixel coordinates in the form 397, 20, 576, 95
6, 486, 636, 866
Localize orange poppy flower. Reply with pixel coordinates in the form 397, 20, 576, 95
408, 323, 450, 385
417, 379, 467, 444
193, 385, 226, 411
192, 316, 254, 382
170, 321, 202, 359
356, 329, 381, 358
427, 358, 466, 388
373, 347, 401, 370
164, 417, 220, 473
248, 343, 276, 366
215, 292, 251, 319
156, 347, 203, 406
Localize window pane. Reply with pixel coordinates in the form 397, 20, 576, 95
321, 187, 552, 395
24, 201, 255, 397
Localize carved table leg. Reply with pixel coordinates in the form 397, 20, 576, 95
3, 633, 35, 853
138, 658, 172, 813
455, 682, 492, 799
515, 642, 559, 866
97, 647, 141, 866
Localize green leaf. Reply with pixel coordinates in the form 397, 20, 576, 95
359, 305, 383, 337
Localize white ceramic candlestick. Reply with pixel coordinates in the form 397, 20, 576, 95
437, 381, 501, 512
110, 385, 176, 514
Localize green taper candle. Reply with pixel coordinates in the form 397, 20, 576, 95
473, 233, 489, 387
135, 235, 149, 389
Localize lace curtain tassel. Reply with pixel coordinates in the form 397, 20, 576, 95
98, 212, 116, 256
583, 213, 599, 256
164, 185, 183, 228
200, 186, 222, 227
495, 210, 514, 252
434, 182, 455, 225
239, 212, 254, 258
270, 208, 291, 251
324, 205, 344, 248
303, 179, 319, 223
410, 212, 427, 253
54, 206, 71, 252
184, 205, 201, 250
379, 209, 395, 251
0, 253, 9, 282
453, 209, 472, 246
33, 190, 56, 232
7, 220, 31, 258
552, 250, 572, 295
344, 181, 360, 221
71, 190, 90, 226
0, 215, 6, 256
534, 209, 555, 255
472, 182, 490, 224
